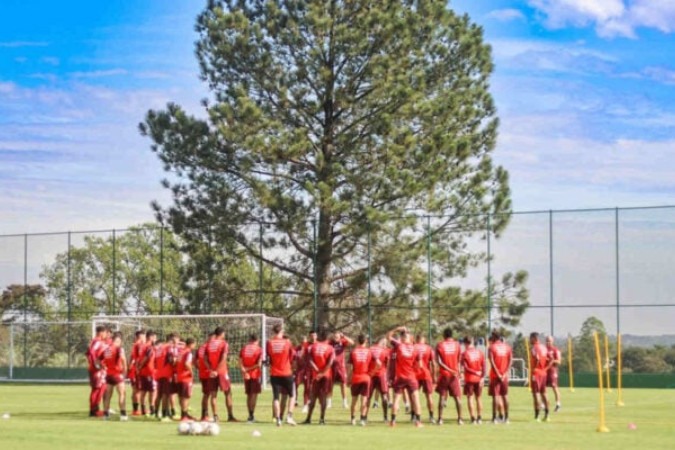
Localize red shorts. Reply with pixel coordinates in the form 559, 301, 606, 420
393, 378, 419, 395
140, 376, 156, 392
546, 369, 559, 388
436, 375, 461, 398
128, 366, 137, 383
531, 372, 547, 394
351, 381, 370, 398
333, 364, 347, 383
463, 381, 483, 396
369, 374, 388, 396
295, 368, 306, 386
488, 377, 509, 396
417, 378, 433, 395
106, 374, 125, 386
245, 378, 262, 395
218, 373, 231, 393
178, 381, 193, 399
89, 370, 105, 389
312, 377, 332, 397
157, 377, 171, 396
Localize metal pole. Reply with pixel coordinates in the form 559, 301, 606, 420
312, 220, 318, 330
9, 323, 14, 380
159, 226, 165, 315
549, 210, 554, 337
367, 224, 372, 342
259, 223, 264, 314
615, 208, 620, 336
67, 231, 72, 368
486, 214, 492, 333
427, 215, 432, 342
112, 229, 116, 315
23, 234, 27, 369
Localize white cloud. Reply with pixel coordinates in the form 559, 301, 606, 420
486, 8, 526, 22
69, 69, 128, 78
529, 0, 675, 37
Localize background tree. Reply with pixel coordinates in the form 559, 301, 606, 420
1, 284, 51, 322
141, 0, 525, 333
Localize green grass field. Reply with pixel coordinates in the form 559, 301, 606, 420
0, 384, 673, 450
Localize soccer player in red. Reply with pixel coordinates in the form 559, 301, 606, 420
129, 329, 146, 416
349, 334, 375, 426
530, 332, 550, 422
87, 325, 109, 417
197, 333, 215, 421
368, 337, 390, 422
240, 333, 263, 423
329, 331, 354, 409
414, 334, 436, 423
303, 328, 335, 425
545, 335, 562, 412
387, 326, 423, 427
487, 331, 512, 424
266, 323, 297, 426
299, 330, 317, 413
461, 336, 485, 424
100, 332, 128, 421
204, 327, 238, 422
138, 330, 157, 417
176, 337, 196, 421
435, 327, 463, 425
152, 336, 168, 420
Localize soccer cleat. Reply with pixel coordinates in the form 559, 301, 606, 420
503, 419, 510, 425
360, 419, 366, 427
555, 404, 561, 412
351, 418, 356, 426
301, 404, 309, 414
543, 416, 550, 423
200, 416, 209, 422
477, 418, 483, 425
415, 421, 424, 428
318, 419, 326, 425
429, 417, 436, 425
247, 418, 255, 424
227, 417, 240, 423
94, 410, 105, 417
372, 401, 379, 409
120, 415, 129, 422
180, 416, 191, 422
343, 399, 349, 409
327, 398, 332, 409
161, 416, 172, 423
437, 419, 444, 425
286, 417, 297, 426
131, 411, 142, 417
492, 419, 501, 425
302, 419, 311, 425
389, 420, 396, 428
457, 419, 464, 426
276, 418, 282, 427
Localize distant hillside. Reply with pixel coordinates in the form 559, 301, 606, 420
620, 334, 675, 348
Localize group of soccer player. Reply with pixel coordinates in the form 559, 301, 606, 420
86, 322, 563, 427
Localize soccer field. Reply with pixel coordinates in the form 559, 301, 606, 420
0, 384, 673, 450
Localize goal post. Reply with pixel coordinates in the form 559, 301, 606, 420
92, 314, 284, 389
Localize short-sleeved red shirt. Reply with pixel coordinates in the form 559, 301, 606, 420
138, 343, 156, 377
350, 347, 372, 384
461, 347, 485, 383
102, 345, 125, 376
369, 345, 390, 377
331, 337, 349, 366
206, 339, 228, 375
531, 342, 548, 376
309, 342, 334, 377
488, 341, 512, 380
414, 343, 433, 381
436, 339, 461, 377
175, 348, 194, 383
87, 337, 108, 372
266, 337, 294, 377
240, 342, 263, 379
390, 339, 420, 381
547, 345, 561, 367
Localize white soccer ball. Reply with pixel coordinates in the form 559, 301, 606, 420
252, 429, 261, 438
177, 422, 191, 435
200, 422, 212, 435
190, 422, 204, 435
1, 413, 10, 420
210, 423, 221, 436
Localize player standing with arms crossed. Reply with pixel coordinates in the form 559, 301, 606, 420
530, 332, 550, 422
303, 328, 334, 425
414, 334, 436, 423
387, 326, 423, 428
101, 332, 128, 421
368, 337, 390, 422
196, 333, 215, 421
545, 336, 562, 412
239, 333, 263, 423
348, 334, 375, 426
487, 332, 512, 424
461, 336, 485, 424
267, 323, 297, 426
435, 327, 463, 425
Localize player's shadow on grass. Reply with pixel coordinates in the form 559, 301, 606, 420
17, 411, 91, 421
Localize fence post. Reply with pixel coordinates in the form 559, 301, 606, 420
312, 219, 318, 330
259, 223, 264, 314
486, 214, 492, 333
367, 223, 372, 342
9, 323, 14, 380
426, 215, 432, 341
23, 234, 27, 368
112, 229, 116, 315
615, 207, 620, 336
67, 231, 72, 368
549, 210, 554, 337
159, 226, 164, 315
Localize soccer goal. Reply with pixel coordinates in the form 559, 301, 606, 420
92, 314, 284, 388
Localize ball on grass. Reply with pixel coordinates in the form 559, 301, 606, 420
177, 422, 191, 435
2, 413, 10, 420
190, 422, 204, 435
252, 429, 262, 438
210, 423, 221, 436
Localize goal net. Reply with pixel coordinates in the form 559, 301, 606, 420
92, 314, 284, 388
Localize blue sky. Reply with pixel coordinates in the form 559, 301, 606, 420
1, 0, 674, 235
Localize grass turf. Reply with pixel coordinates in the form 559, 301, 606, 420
0, 384, 673, 450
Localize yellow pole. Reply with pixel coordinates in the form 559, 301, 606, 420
604, 333, 612, 392
568, 335, 575, 392
525, 336, 532, 392
593, 332, 610, 432
616, 334, 624, 406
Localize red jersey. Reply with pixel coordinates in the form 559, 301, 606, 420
138, 343, 156, 377
87, 337, 108, 372
531, 342, 548, 376
331, 337, 349, 366
266, 337, 294, 377
175, 348, 194, 383
154, 344, 174, 380
205, 339, 229, 375
391, 339, 420, 381
369, 345, 390, 377
547, 345, 561, 368
461, 346, 485, 383
131, 341, 144, 365
414, 343, 434, 381
295, 342, 309, 371
349, 347, 372, 384
488, 341, 512, 380
240, 342, 263, 379
308, 341, 334, 377
101, 345, 125, 376
436, 339, 461, 377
